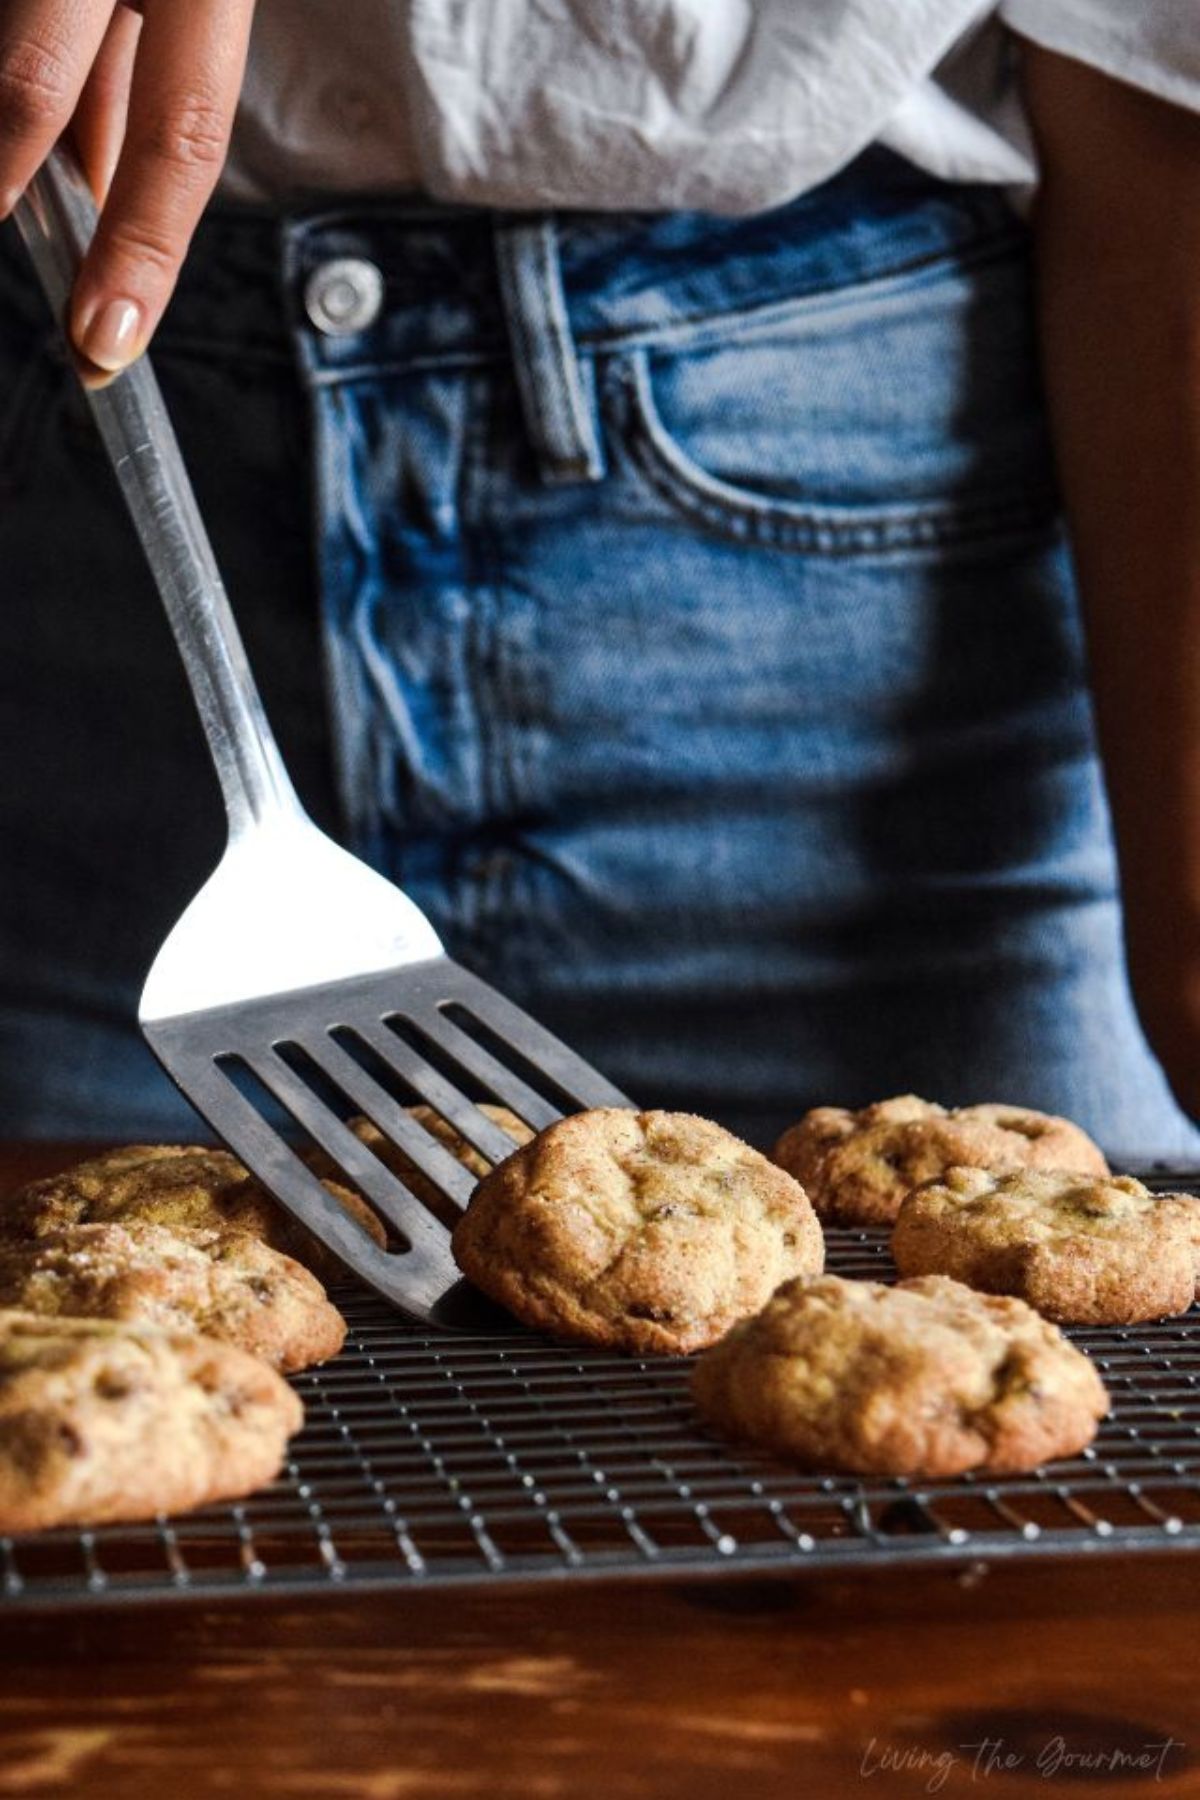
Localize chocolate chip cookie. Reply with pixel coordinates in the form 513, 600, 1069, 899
893, 1167, 1200, 1323
0, 1222, 345, 1371
774, 1095, 1109, 1226
692, 1273, 1108, 1476
452, 1108, 824, 1354
0, 1311, 303, 1532
2, 1145, 384, 1286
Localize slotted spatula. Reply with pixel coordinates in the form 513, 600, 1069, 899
16, 147, 632, 1322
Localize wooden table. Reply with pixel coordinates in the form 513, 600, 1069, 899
2, 1146, 1198, 1799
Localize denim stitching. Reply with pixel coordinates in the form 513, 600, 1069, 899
295, 230, 1028, 390
492, 218, 604, 484
620, 353, 1058, 557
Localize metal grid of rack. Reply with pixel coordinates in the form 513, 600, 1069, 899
3, 1217, 1199, 1608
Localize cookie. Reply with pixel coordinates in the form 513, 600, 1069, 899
452, 1108, 824, 1354
893, 1167, 1200, 1324
691, 1273, 1108, 1476
2, 1145, 384, 1286
0, 1222, 345, 1372
773, 1095, 1109, 1227
0, 1310, 303, 1532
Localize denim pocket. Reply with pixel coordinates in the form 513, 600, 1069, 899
615, 242, 1061, 557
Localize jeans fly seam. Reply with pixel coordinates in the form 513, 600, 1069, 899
456, 367, 523, 861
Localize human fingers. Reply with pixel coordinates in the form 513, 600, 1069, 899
0, 0, 117, 212
70, 1, 141, 203
69, 0, 255, 373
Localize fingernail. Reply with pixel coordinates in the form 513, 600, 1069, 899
0, 189, 21, 220
79, 298, 143, 372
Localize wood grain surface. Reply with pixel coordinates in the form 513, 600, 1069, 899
1, 1145, 1198, 1799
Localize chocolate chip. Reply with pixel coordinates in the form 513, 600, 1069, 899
94, 1373, 133, 1402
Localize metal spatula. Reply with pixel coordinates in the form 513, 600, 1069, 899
16, 148, 631, 1322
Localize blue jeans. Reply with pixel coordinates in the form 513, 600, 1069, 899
2, 150, 1197, 1161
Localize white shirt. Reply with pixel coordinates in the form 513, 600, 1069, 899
222, 1, 1200, 209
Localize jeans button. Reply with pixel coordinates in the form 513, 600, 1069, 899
304, 258, 384, 336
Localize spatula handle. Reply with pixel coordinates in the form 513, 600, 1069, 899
14, 144, 304, 842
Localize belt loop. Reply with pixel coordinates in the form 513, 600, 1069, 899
493, 216, 605, 485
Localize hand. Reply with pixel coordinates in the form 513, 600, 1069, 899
0, 0, 256, 375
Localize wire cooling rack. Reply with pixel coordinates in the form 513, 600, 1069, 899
3, 1203, 1199, 1609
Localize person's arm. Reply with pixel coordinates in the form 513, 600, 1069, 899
1022, 44, 1200, 1122
0, 0, 256, 376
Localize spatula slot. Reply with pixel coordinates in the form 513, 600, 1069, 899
330, 1019, 532, 1166
200, 1044, 297, 1135
436, 1000, 608, 1120
380, 1011, 562, 1134
326, 1026, 524, 1177
281, 1034, 479, 1212
271, 1037, 352, 1122
158, 1047, 467, 1317
191, 1050, 455, 1296
432, 971, 634, 1113
213, 1050, 407, 1249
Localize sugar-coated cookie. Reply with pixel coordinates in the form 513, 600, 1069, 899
452, 1108, 823, 1353
692, 1273, 1108, 1476
0, 1311, 303, 1532
774, 1095, 1108, 1226
893, 1166, 1200, 1323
